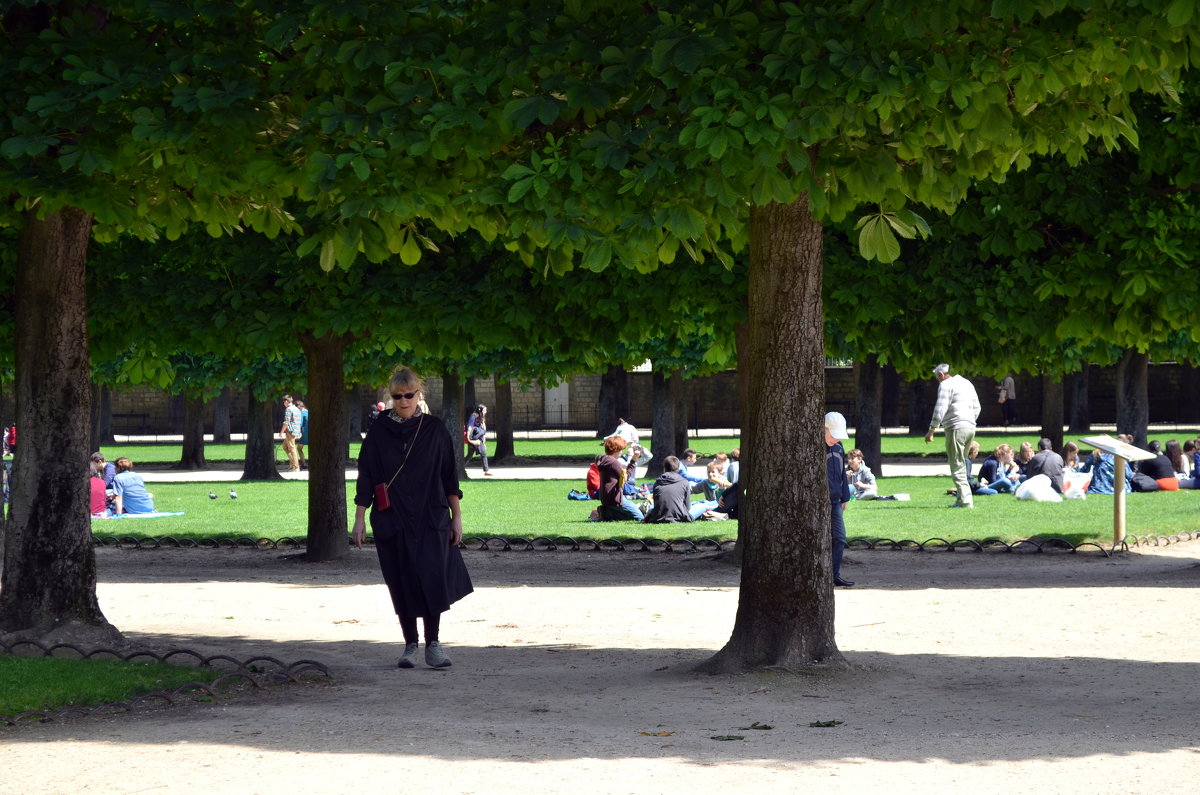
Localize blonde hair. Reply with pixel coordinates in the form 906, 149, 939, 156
967, 441, 980, 458
388, 366, 425, 393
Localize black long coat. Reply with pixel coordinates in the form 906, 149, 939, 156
355, 412, 473, 617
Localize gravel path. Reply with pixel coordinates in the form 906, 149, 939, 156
3, 544, 1199, 793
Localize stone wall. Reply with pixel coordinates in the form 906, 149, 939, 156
100, 363, 1200, 436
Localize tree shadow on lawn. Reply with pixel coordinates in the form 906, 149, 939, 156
6, 629, 1199, 769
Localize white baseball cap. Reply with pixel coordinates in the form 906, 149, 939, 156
824, 411, 849, 440
932, 363, 950, 375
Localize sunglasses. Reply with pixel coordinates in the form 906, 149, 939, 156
391, 391, 418, 401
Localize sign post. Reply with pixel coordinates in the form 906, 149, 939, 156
1079, 435, 1156, 546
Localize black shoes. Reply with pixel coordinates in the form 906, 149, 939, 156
834, 577, 855, 587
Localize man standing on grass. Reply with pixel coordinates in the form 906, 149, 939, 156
925, 363, 981, 509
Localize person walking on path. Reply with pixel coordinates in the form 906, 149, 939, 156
352, 366, 473, 670
825, 412, 854, 587
925, 363, 981, 508
295, 400, 309, 470
464, 404, 492, 475
280, 395, 302, 472
997, 374, 1018, 427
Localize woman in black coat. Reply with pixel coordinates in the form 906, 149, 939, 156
352, 366, 473, 669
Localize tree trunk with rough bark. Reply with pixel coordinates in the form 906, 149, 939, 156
648, 365, 680, 478
300, 333, 353, 562
493, 379, 515, 461
1116, 349, 1150, 449
1067, 367, 1091, 435
464, 377, 476, 416
0, 207, 119, 642
345, 387, 360, 461
177, 394, 207, 469
697, 195, 843, 673
212, 386, 232, 443
1039, 376, 1064, 450
241, 393, 282, 481
881, 364, 900, 427
854, 355, 883, 475
671, 370, 688, 456
595, 365, 629, 437
442, 371, 466, 477
907, 379, 931, 435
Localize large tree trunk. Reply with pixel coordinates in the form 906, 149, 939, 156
442, 370, 466, 477
493, 378, 515, 461
647, 365, 680, 478
241, 392, 282, 480
907, 379, 930, 435
463, 377, 476, 416
698, 195, 843, 673
595, 365, 629, 437
176, 393, 207, 469
1067, 366, 1091, 435
854, 355, 883, 475
300, 333, 353, 562
345, 387, 360, 460
672, 370, 688, 455
0, 207, 118, 642
1039, 375, 1064, 450
212, 386, 233, 444
880, 363, 900, 427
1116, 349, 1150, 449
88, 382, 102, 452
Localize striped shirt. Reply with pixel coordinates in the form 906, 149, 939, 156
284, 404, 302, 435
929, 375, 981, 431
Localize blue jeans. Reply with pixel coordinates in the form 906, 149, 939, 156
830, 502, 846, 580
689, 500, 718, 520
601, 496, 644, 521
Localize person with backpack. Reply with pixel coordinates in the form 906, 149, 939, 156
464, 404, 492, 475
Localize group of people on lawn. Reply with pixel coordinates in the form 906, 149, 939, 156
88, 452, 156, 517
591, 421, 740, 524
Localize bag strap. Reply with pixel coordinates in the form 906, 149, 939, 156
385, 416, 424, 489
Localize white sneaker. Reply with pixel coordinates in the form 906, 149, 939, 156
425, 641, 452, 668
397, 643, 419, 669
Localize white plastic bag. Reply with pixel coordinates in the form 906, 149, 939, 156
1014, 474, 1063, 502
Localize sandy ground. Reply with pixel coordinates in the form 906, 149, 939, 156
3, 543, 1200, 794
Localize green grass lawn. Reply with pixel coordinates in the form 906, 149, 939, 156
0, 656, 210, 716
101, 429, 1200, 467
94, 477, 1200, 547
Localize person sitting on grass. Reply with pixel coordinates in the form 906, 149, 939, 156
1014, 441, 1035, 480
642, 456, 693, 523
689, 460, 730, 520
679, 448, 705, 484
1024, 438, 1065, 494
846, 448, 878, 500
112, 457, 156, 514
973, 443, 1018, 495
89, 469, 110, 518
597, 436, 644, 521
1084, 448, 1132, 495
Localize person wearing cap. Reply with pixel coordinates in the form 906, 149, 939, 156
924, 363, 982, 508
824, 411, 854, 587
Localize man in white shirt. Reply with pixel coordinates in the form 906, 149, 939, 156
924, 363, 981, 508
